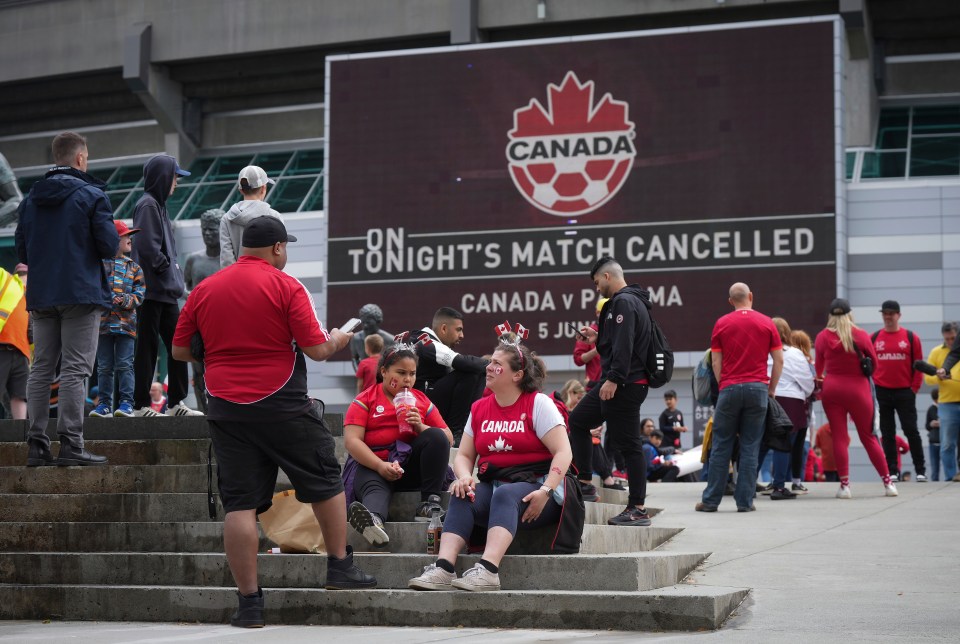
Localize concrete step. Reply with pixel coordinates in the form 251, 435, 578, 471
0, 464, 210, 494
0, 522, 234, 553
0, 584, 749, 631
0, 518, 680, 557
1, 551, 709, 592
0, 414, 346, 443
347, 519, 676, 555
0, 440, 211, 466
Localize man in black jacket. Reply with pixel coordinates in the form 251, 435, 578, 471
131, 154, 202, 417
569, 257, 653, 526
15, 131, 119, 466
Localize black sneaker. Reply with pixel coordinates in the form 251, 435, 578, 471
791, 483, 809, 494
607, 505, 652, 526
348, 502, 389, 545
759, 483, 775, 495
579, 482, 599, 502
325, 545, 377, 590
55, 443, 108, 466
770, 487, 797, 500
602, 481, 626, 491
723, 481, 735, 496
231, 587, 264, 628
414, 494, 444, 522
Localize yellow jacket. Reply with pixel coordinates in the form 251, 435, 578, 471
926, 344, 960, 403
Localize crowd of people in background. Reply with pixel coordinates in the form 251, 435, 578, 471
10, 130, 958, 628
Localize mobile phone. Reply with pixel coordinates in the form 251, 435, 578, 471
340, 318, 363, 333
567, 322, 588, 341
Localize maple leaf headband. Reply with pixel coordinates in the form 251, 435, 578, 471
495, 320, 529, 368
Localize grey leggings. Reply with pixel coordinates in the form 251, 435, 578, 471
443, 480, 561, 540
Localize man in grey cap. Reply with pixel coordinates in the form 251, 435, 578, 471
871, 300, 925, 481
219, 165, 283, 268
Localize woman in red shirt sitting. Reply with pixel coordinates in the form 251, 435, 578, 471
408, 337, 576, 592
343, 345, 453, 546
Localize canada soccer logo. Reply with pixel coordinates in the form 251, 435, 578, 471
506, 71, 637, 217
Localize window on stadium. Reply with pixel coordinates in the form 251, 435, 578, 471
849, 105, 960, 182
16, 148, 325, 220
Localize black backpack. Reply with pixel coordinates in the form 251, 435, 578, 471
645, 309, 674, 388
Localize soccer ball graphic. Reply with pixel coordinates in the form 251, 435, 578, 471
507, 72, 637, 217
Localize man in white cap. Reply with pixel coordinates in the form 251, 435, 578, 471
219, 165, 283, 268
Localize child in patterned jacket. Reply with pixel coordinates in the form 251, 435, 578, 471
90, 220, 145, 417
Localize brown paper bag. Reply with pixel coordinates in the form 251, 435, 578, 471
258, 489, 326, 554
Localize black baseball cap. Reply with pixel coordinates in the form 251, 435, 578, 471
241, 217, 297, 248
880, 300, 900, 313
828, 298, 851, 316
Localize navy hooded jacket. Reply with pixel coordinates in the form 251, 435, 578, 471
132, 155, 186, 304
14, 166, 119, 310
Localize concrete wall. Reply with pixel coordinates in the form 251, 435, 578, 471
846, 182, 960, 366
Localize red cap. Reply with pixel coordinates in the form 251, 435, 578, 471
114, 220, 141, 237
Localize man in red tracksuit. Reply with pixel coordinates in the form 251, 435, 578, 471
872, 300, 925, 481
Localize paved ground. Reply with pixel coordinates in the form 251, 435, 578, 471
2, 479, 958, 643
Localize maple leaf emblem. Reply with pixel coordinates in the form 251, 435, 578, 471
505, 71, 637, 217
488, 436, 513, 453
898, 340, 908, 350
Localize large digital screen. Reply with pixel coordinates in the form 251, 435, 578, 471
326, 19, 837, 356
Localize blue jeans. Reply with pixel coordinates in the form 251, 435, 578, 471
702, 382, 769, 509
757, 444, 790, 488
928, 443, 941, 481
939, 402, 959, 481
96, 333, 135, 409
443, 480, 561, 541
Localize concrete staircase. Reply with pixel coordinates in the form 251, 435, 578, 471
0, 417, 748, 631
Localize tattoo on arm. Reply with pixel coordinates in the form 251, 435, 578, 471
550, 466, 563, 476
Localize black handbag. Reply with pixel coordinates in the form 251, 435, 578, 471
763, 397, 793, 453
853, 343, 874, 377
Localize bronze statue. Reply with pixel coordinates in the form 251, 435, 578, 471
0, 153, 23, 228
184, 208, 224, 292
350, 303, 395, 368
183, 208, 225, 412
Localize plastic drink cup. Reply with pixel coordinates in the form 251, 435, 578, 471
394, 388, 417, 441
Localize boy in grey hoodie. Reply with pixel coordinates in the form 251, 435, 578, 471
219, 165, 283, 268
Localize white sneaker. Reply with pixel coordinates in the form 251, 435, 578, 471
408, 563, 456, 591
889, 473, 899, 483
347, 502, 389, 546
916, 474, 928, 482
166, 402, 204, 417
133, 407, 163, 418
451, 563, 500, 592
836, 485, 852, 499
885, 482, 899, 497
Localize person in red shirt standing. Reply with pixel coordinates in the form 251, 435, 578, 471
696, 282, 783, 513
172, 217, 375, 628
815, 298, 896, 499
573, 297, 606, 388
354, 334, 384, 394
872, 300, 925, 482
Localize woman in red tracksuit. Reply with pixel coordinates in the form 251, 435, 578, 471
814, 298, 896, 499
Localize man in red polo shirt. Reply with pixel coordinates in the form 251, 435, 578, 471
872, 300, 925, 482
172, 217, 375, 628
697, 282, 783, 513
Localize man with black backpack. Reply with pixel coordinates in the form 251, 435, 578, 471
872, 300, 925, 482
569, 256, 666, 527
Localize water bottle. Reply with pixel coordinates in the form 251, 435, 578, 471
393, 388, 417, 441
426, 507, 443, 555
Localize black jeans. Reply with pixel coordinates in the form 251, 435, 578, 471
423, 371, 485, 445
875, 385, 925, 476
133, 300, 189, 409
353, 427, 450, 521
569, 382, 648, 507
